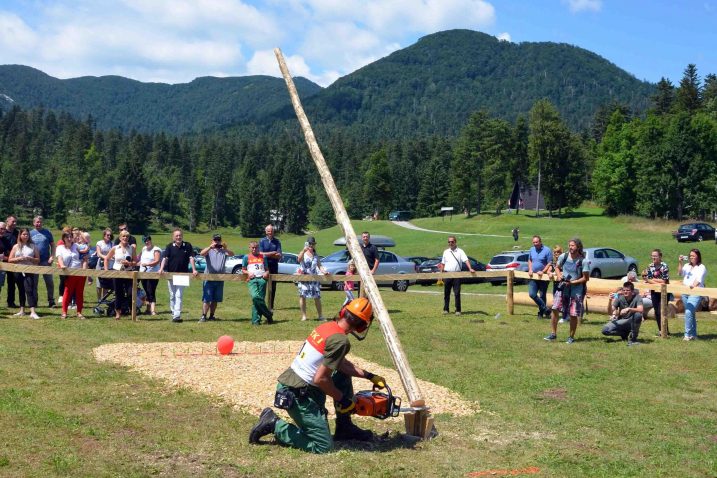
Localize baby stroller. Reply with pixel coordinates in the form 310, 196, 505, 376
94, 285, 145, 317
94, 287, 117, 317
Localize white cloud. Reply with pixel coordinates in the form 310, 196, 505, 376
564, 0, 602, 13
1, 0, 500, 86
120, 0, 280, 46
0, 12, 38, 57
496, 32, 511, 42
364, 0, 495, 32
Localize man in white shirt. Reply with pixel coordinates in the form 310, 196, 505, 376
438, 236, 474, 316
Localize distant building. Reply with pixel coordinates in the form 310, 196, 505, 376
508, 181, 545, 211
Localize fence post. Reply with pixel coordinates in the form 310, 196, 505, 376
660, 284, 668, 338
131, 271, 138, 321
507, 270, 514, 315
267, 275, 273, 309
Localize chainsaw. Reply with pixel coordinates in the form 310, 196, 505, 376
353, 384, 402, 419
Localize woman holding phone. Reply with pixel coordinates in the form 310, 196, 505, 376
296, 236, 328, 321
104, 230, 136, 320
678, 249, 706, 341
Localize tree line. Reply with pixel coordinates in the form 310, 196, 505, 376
592, 64, 717, 219
0, 64, 714, 235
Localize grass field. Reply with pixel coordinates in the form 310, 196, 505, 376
1, 208, 716, 477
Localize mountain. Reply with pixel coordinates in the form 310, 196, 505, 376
0, 30, 656, 135
299, 29, 655, 136
0, 65, 322, 133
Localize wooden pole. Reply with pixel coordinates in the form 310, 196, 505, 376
506, 270, 514, 315
274, 49, 427, 413
660, 284, 668, 338
131, 271, 138, 321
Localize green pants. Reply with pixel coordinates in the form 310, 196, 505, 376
247, 278, 272, 324
274, 372, 353, 454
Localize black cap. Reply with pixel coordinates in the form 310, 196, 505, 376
306, 235, 316, 244
213, 234, 222, 241
142, 235, 151, 242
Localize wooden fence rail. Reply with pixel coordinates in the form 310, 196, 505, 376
3, 263, 715, 338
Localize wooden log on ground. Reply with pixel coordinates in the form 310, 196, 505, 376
274, 48, 432, 437
512, 292, 677, 320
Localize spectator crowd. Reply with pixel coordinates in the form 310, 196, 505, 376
1, 215, 711, 343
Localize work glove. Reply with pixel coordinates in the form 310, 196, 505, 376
365, 372, 386, 389
335, 395, 356, 414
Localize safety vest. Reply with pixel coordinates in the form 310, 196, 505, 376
245, 253, 265, 278
290, 321, 346, 385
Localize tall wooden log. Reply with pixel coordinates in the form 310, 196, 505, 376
274, 48, 425, 409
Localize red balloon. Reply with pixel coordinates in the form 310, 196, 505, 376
217, 335, 234, 355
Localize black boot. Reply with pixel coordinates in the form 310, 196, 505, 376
333, 414, 373, 441
249, 408, 278, 444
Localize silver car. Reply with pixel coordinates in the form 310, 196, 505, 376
583, 247, 638, 278
485, 250, 530, 285
224, 252, 301, 275
321, 249, 415, 292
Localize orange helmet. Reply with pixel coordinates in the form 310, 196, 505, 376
342, 298, 374, 340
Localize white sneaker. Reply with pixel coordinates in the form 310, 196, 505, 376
558, 318, 568, 324
30, 312, 40, 320
13, 311, 26, 316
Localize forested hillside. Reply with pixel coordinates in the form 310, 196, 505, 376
0, 63, 714, 235
0, 65, 322, 134
2, 30, 654, 136
301, 30, 655, 136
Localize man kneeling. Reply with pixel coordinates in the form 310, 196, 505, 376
602, 281, 644, 346
249, 298, 387, 453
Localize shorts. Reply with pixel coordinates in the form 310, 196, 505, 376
551, 290, 584, 317
202, 281, 224, 303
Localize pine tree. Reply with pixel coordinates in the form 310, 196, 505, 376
675, 64, 702, 113
278, 151, 309, 234
363, 148, 393, 218
651, 77, 675, 115
237, 161, 268, 237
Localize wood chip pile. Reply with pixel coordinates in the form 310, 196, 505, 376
93, 341, 479, 418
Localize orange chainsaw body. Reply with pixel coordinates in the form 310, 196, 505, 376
353, 385, 401, 419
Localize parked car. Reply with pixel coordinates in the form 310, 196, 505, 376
191, 255, 206, 273
485, 250, 530, 285
673, 222, 716, 242
417, 256, 487, 285
405, 256, 431, 270
224, 252, 300, 275
225, 254, 245, 274
583, 247, 638, 278
388, 210, 412, 221
332, 235, 396, 248
277, 252, 300, 274
321, 249, 415, 291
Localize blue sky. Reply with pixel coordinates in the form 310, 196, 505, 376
1, 0, 715, 87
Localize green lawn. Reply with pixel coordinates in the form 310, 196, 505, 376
1, 209, 716, 477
